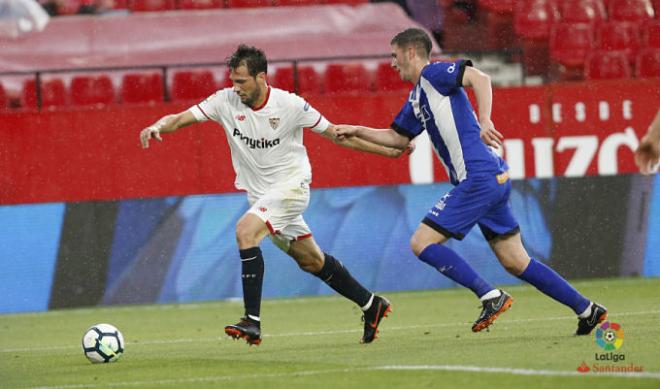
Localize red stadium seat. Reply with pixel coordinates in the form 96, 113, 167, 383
514, 0, 560, 40
270, 66, 295, 92
558, 0, 607, 23
171, 70, 217, 101
70, 75, 115, 106
636, 48, 660, 77
22, 79, 67, 109
374, 62, 409, 92
178, 0, 224, 9
550, 23, 595, 67
596, 22, 641, 64
478, 0, 513, 14
585, 51, 632, 79
226, 0, 273, 7
608, 0, 654, 22
271, 65, 322, 94
121, 73, 164, 104
129, 0, 176, 12
641, 20, 660, 49
323, 63, 372, 94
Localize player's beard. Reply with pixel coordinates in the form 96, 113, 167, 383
242, 88, 260, 108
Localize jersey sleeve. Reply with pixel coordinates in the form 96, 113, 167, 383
423, 59, 473, 95
292, 95, 329, 134
188, 89, 226, 122
390, 94, 423, 139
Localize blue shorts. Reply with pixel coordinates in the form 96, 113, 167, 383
422, 171, 519, 241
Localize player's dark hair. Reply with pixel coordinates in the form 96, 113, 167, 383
227, 44, 268, 77
390, 28, 432, 59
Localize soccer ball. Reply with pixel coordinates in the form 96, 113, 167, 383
82, 323, 125, 363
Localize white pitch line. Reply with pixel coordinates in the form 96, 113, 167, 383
3, 309, 660, 353
377, 365, 660, 379
24, 364, 660, 389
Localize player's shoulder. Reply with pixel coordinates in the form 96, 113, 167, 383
269, 87, 306, 107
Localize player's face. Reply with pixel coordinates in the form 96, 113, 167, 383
230, 65, 266, 107
390, 44, 412, 82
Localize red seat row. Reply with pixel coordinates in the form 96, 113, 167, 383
3, 62, 409, 110
20, 73, 165, 109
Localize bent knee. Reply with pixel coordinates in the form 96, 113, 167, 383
235, 220, 258, 248
410, 234, 432, 257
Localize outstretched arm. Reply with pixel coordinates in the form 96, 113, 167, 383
320, 124, 412, 158
139, 110, 198, 149
635, 108, 660, 175
334, 124, 411, 150
462, 66, 503, 149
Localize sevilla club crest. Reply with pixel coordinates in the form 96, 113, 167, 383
269, 117, 280, 130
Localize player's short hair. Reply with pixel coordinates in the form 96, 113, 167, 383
390, 28, 432, 59
227, 44, 268, 77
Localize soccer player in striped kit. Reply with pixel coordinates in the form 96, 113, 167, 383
336, 28, 607, 335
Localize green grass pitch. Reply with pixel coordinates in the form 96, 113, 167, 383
1, 278, 659, 388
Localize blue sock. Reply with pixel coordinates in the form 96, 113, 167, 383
418, 244, 494, 298
518, 258, 590, 315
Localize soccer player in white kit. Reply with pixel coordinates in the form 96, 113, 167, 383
139, 45, 400, 345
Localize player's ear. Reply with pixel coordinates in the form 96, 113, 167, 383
256, 72, 267, 84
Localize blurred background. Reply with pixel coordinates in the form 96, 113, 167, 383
0, 0, 658, 315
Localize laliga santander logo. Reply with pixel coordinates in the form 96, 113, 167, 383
595, 321, 624, 351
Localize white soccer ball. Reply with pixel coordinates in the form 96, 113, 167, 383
82, 323, 125, 363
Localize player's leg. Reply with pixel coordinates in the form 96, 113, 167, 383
224, 211, 270, 345
286, 233, 391, 343
480, 183, 607, 335
411, 179, 500, 302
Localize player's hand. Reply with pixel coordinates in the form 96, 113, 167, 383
479, 119, 503, 149
334, 124, 358, 141
634, 134, 660, 175
140, 126, 162, 149
405, 140, 416, 155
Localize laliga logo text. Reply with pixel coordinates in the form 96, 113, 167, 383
577, 321, 644, 374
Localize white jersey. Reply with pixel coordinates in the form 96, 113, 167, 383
189, 87, 330, 197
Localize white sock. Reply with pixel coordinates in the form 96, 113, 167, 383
578, 302, 593, 319
361, 294, 375, 311
479, 289, 502, 301
247, 314, 261, 322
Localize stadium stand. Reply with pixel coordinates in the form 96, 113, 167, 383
128, 0, 177, 12
323, 63, 372, 94
22, 78, 67, 109
171, 70, 217, 101
514, 0, 561, 75
641, 20, 660, 48
585, 50, 632, 79
121, 73, 164, 104
607, 0, 655, 22
636, 48, 660, 77
70, 75, 115, 106
596, 22, 641, 64
270, 65, 322, 94
557, 0, 607, 24
374, 61, 408, 92
549, 22, 595, 80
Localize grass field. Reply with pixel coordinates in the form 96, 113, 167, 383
1, 277, 659, 388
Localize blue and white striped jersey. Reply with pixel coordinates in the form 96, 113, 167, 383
391, 60, 507, 186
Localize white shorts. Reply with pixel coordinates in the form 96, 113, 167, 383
247, 179, 313, 252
